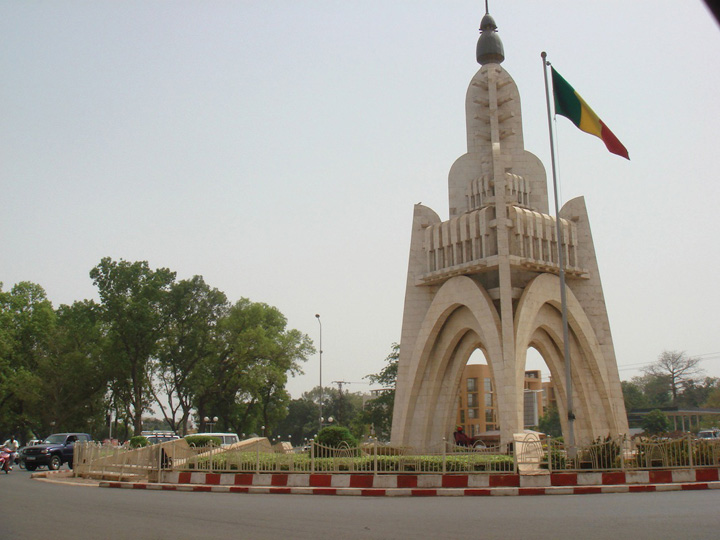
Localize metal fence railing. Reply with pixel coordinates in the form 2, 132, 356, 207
173, 438, 518, 475
543, 434, 720, 472
73, 438, 185, 480
73, 434, 720, 481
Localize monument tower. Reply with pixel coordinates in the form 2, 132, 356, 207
391, 11, 629, 448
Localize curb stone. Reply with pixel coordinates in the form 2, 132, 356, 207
97, 479, 720, 497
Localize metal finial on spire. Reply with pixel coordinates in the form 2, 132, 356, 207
476, 8, 504, 65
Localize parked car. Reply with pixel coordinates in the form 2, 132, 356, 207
21, 433, 92, 471
697, 429, 720, 440
16, 440, 42, 468
140, 431, 180, 445
186, 432, 240, 448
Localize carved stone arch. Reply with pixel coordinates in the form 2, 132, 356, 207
422, 323, 482, 444
519, 313, 592, 439
393, 276, 503, 449
528, 329, 571, 434
530, 316, 600, 439
515, 273, 625, 442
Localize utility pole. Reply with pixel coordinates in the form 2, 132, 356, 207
315, 314, 322, 432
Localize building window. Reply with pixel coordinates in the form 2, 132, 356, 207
524, 390, 540, 428
468, 408, 479, 419
467, 393, 477, 407
485, 393, 493, 407
467, 378, 477, 392
460, 410, 465, 423
485, 409, 495, 423
484, 378, 492, 393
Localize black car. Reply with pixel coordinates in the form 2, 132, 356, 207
22, 433, 92, 471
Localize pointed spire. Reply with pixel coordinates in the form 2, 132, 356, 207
476, 6, 504, 65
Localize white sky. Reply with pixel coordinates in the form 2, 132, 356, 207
2, 1, 719, 399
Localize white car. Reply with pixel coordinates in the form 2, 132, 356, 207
141, 431, 180, 444
187, 433, 240, 448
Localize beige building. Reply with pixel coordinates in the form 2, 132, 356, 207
455, 364, 547, 439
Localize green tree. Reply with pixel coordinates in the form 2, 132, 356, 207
325, 389, 364, 431
703, 386, 720, 410
276, 397, 319, 445
630, 373, 672, 408
621, 380, 650, 411
676, 377, 719, 409
359, 343, 399, 441
641, 409, 671, 435
154, 276, 229, 435
299, 385, 365, 438
643, 350, 704, 404
90, 258, 176, 434
0, 282, 55, 438
537, 404, 562, 437
33, 300, 109, 435
191, 298, 313, 438
316, 425, 357, 448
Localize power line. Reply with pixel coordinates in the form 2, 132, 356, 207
617, 351, 720, 373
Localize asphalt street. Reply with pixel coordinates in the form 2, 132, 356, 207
2, 467, 720, 539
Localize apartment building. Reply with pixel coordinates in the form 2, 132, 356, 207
455, 364, 550, 439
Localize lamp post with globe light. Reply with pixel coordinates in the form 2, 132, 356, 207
203, 416, 218, 432
315, 314, 323, 432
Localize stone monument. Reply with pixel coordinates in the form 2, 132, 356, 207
390, 12, 629, 449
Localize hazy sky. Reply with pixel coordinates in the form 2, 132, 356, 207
2, 1, 719, 400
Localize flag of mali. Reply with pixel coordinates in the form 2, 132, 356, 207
551, 67, 629, 160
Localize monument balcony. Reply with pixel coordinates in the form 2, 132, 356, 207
417, 206, 588, 286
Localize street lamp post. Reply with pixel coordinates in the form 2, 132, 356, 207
315, 314, 323, 432
203, 416, 218, 432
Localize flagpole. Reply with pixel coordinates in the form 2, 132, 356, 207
541, 51, 575, 452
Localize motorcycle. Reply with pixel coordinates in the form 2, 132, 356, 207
0, 446, 11, 473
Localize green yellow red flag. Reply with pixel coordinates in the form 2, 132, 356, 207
551, 67, 629, 160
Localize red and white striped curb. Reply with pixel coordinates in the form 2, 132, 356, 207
159, 468, 720, 489
99, 480, 720, 497
97, 468, 720, 496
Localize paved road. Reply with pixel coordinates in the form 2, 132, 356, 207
2, 468, 720, 539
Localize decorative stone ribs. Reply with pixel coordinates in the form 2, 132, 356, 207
421, 208, 496, 284
466, 172, 531, 214
511, 207, 585, 276
419, 206, 586, 285
468, 68, 517, 151
466, 174, 494, 211
506, 173, 531, 208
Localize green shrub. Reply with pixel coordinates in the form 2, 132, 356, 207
694, 440, 720, 466
182, 450, 515, 474
580, 435, 622, 469
665, 438, 689, 467
544, 447, 566, 470
634, 437, 689, 467
641, 409, 671, 435
316, 426, 357, 448
129, 436, 148, 448
185, 435, 222, 447
361, 443, 406, 456
634, 438, 664, 467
